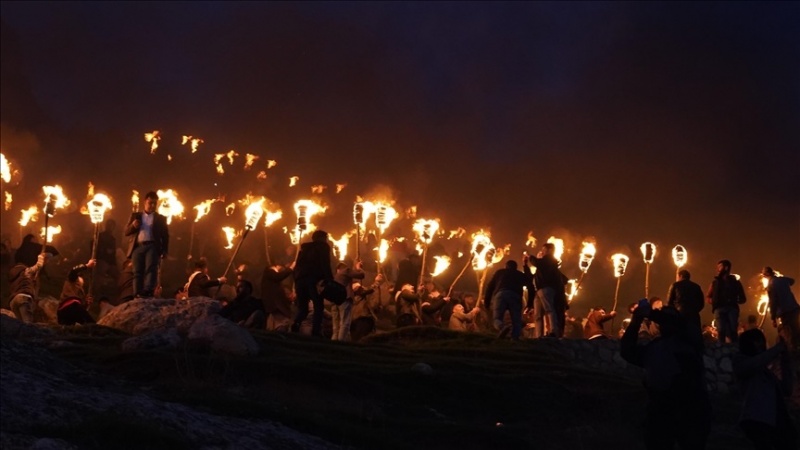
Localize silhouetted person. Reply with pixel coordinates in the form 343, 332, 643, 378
219, 280, 265, 329
621, 301, 711, 449
529, 244, 567, 338
95, 218, 119, 282
8, 253, 45, 323
58, 258, 96, 325
734, 329, 797, 449
291, 229, 333, 337
449, 303, 480, 331
584, 307, 617, 340
184, 257, 226, 298
15, 234, 58, 267
125, 191, 169, 298
762, 267, 799, 350
484, 258, 533, 340
706, 259, 746, 344
668, 269, 705, 350
261, 263, 294, 331
331, 260, 366, 341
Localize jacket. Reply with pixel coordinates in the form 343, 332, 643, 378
766, 276, 798, 319
707, 274, 746, 311
484, 266, 534, 301
293, 241, 333, 282
9, 261, 43, 299
667, 279, 705, 316
125, 211, 169, 258
584, 309, 615, 339
733, 342, 793, 427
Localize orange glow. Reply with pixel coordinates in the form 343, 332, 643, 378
144, 131, 161, 153
330, 232, 353, 261
335, 183, 346, 193
266, 160, 277, 169
222, 227, 237, 249
244, 153, 258, 170
413, 218, 440, 245
156, 189, 184, 224
40, 225, 62, 243
257, 171, 267, 180
525, 231, 536, 248
611, 253, 629, 278
131, 190, 139, 212
193, 199, 217, 222
289, 176, 299, 187
4, 191, 11, 211
225, 203, 236, 216
311, 185, 326, 194
182, 135, 203, 153
431, 255, 452, 277
0, 153, 11, 183
375, 238, 389, 263
406, 205, 417, 219
264, 209, 283, 227
547, 236, 564, 261
448, 227, 466, 239
19, 205, 39, 226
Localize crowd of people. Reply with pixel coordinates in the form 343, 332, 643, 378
2, 190, 799, 449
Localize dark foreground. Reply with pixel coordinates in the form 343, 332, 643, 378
0, 322, 789, 450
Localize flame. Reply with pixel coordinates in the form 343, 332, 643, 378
336, 183, 346, 193
182, 136, 203, 153
87, 182, 95, 198
225, 203, 236, 216
330, 232, 353, 261
353, 201, 375, 226
566, 279, 579, 302
87, 193, 113, 224
216, 163, 225, 175
471, 231, 495, 271
289, 176, 300, 187
131, 190, 139, 212
193, 199, 217, 222
244, 197, 265, 230
374, 202, 398, 234
640, 242, 656, 264
40, 225, 62, 243
156, 189, 184, 224
311, 185, 326, 194
42, 185, 70, 217
672, 245, 688, 268
525, 231, 537, 248
294, 199, 326, 233
458, 252, 464, 258
448, 227, 466, 239
579, 241, 597, 273
266, 160, 277, 169
413, 218, 440, 245
4, 191, 11, 210
431, 255, 452, 277
226, 150, 238, 165
264, 209, 283, 227
19, 206, 39, 226
144, 131, 161, 154
0, 153, 11, 183
611, 253, 629, 278
375, 238, 389, 263
167, 154, 173, 161
257, 171, 267, 180
406, 206, 417, 219
547, 236, 564, 261
222, 227, 237, 249
244, 153, 258, 170
757, 293, 769, 317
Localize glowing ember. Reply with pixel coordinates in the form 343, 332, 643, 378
131, 190, 139, 212
244, 198, 265, 231
672, 245, 688, 268
448, 228, 466, 239
42, 185, 70, 217
144, 131, 161, 154
374, 203, 398, 234
87, 182, 95, 198
611, 253, 629, 278
40, 225, 61, 243
216, 163, 225, 175
294, 199, 326, 233
413, 218, 440, 245
579, 242, 597, 273
87, 193, 113, 224
222, 227, 237, 249
336, 184, 346, 193
4, 191, 11, 210
640, 242, 656, 264
0, 153, 11, 183
376, 238, 389, 263
431, 255, 452, 277
566, 279, 579, 302
182, 136, 203, 153
289, 176, 300, 187
547, 236, 564, 261
193, 199, 217, 222
167, 154, 173, 161
156, 189, 184, 224
257, 171, 267, 180
266, 160, 277, 169
244, 153, 258, 170
311, 185, 326, 194
225, 203, 236, 216
19, 206, 39, 226
226, 150, 238, 165
330, 232, 353, 261
406, 206, 417, 218
525, 231, 537, 248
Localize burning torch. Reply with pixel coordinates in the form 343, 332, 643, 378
640, 242, 656, 298
353, 202, 366, 260
672, 244, 687, 276
40, 185, 69, 256
575, 241, 597, 292
413, 218, 440, 288
217, 199, 264, 294
86, 193, 112, 297
187, 199, 217, 270
610, 253, 629, 317
292, 199, 325, 263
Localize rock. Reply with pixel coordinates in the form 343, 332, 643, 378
0, 315, 54, 339
187, 315, 259, 356
122, 327, 182, 352
97, 297, 221, 336
31, 437, 78, 450
411, 362, 434, 376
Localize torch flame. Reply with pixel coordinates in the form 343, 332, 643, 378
547, 236, 564, 262
42, 185, 70, 217
144, 131, 161, 154
566, 279, 579, 303
353, 201, 375, 227
19, 206, 39, 226
244, 153, 258, 170
131, 190, 139, 212
182, 136, 203, 153
471, 231, 495, 271
193, 199, 217, 222
375, 238, 389, 263
222, 227, 237, 250
757, 294, 769, 317
266, 160, 277, 169
311, 185, 327, 194
374, 202, 398, 234
244, 198, 265, 231
289, 176, 299, 187
264, 209, 283, 227
0, 153, 11, 183
156, 189, 184, 224
611, 253, 629, 278
413, 218, 440, 245
431, 255, 452, 277
336, 183, 346, 193
293, 199, 326, 233
672, 245, 688, 268
225, 203, 236, 216
330, 232, 353, 261
87, 193, 113, 224
257, 171, 267, 180
579, 242, 597, 273
226, 150, 238, 165
448, 228, 466, 239
640, 242, 656, 264
86, 182, 95, 198
525, 231, 537, 248
406, 206, 417, 219
40, 225, 62, 243
4, 191, 11, 211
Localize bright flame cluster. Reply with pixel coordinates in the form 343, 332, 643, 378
156, 189, 184, 224
640, 242, 656, 264
611, 253, 629, 278
413, 218, 440, 245
579, 242, 597, 273
87, 193, 113, 224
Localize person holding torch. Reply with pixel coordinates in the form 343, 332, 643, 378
125, 191, 169, 298
761, 267, 799, 351
528, 243, 569, 338
291, 229, 334, 337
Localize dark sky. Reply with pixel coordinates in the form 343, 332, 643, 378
1, 2, 798, 315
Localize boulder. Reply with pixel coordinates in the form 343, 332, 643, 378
0, 315, 54, 339
97, 297, 221, 336
121, 327, 182, 352
187, 314, 259, 356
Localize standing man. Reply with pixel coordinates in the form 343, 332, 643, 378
484, 258, 534, 341
125, 191, 169, 298
529, 243, 568, 338
291, 229, 333, 337
668, 269, 706, 349
706, 259, 746, 344
762, 266, 799, 350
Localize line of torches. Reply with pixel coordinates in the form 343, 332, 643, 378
1, 148, 779, 328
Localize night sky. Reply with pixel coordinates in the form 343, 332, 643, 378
1, 2, 798, 319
